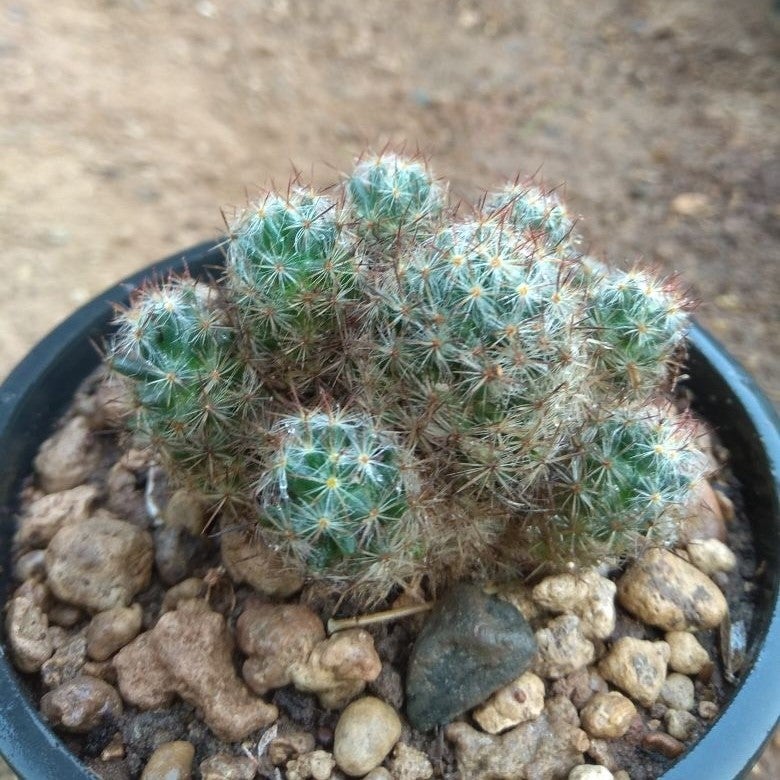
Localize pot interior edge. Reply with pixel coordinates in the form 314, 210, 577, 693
0, 243, 777, 779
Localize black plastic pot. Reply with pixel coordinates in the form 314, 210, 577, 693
1, 241, 778, 779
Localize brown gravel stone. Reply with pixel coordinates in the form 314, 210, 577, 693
40, 674, 122, 733
114, 600, 277, 741
580, 691, 637, 739
220, 520, 304, 598
140, 740, 194, 780
5, 594, 53, 673
599, 637, 670, 708
617, 548, 728, 631
237, 599, 325, 694
290, 628, 381, 709
642, 731, 685, 758
86, 603, 144, 661
46, 514, 154, 612
14, 484, 100, 549
33, 416, 102, 493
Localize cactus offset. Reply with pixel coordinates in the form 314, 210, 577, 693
346, 153, 445, 244
526, 406, 708, 568
107, 277, 262, 503
225, 189, 357, 390
256, 408, 429, 599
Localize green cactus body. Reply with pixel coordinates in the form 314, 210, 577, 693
487, 183, 573, 249
226, 190, 356, 386
346, 154, 444, 243
528, 407, 708, 567
364, 217, 587, 497
586, 268, 689, 396
108, 278, 260, 494
257, 409, 425, 590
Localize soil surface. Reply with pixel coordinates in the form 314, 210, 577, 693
1, 1, 778, 777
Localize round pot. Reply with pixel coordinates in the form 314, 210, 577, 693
1, 241, 778, 779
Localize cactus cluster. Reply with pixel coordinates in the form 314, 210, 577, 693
108, 152, 707, 603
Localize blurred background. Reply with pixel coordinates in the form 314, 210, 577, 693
0, 0, 777, 776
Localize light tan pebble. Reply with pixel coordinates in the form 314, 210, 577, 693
14, 484, 100, 548
659, 673, 695, 711
140, 740, 195, 780
698, 700, 719, 719
575, 571, 617, 640
268, 731, 317, 765
616, 549, 728, 631
47, 602, 83, 628
534, 615, 596, 679
286, 750, 336, 780
664, 709, 698, 741
671, 192, 712, 217
333, 697, 401, 777
200, 753, 258, 780
40, 674, 122, 733
46, 514, 154, 611
13, 549, 47, 580
86, 603, 143, 661
569, 766, 614, 780
532, 574, 589, 612
33, 416, 103, 493
160, 578, 205, 614
680, 480, 726, 543
446, 698, 589, 780
162, 489, 204, 535
13, 579, 50, 607
599, 638, 670, 708
472, 672, 545, 734
100, 733, 125, 761
580, 692, 637, 739
495, 580, 543, 622
363, 770, 393, 780
686, 539, 737, 575
41, 633, 87, 688
613, 772, 630, 780
665, 631, 710, 675
5, 595, 53, 672
237, 599, 325, 695
290, 629, 381, 709
220, 519, 304, 598
114, 601, 277, 741
387, 742, 433, 780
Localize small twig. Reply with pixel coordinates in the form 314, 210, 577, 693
327, 602, 434, 635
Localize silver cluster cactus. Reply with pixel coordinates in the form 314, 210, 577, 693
107, 152, 707, 603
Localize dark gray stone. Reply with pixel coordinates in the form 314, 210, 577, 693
405, 583, 537, 731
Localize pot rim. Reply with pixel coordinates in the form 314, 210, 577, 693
0, 241, 777, 780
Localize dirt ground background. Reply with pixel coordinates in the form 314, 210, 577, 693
1, 0, 777, 777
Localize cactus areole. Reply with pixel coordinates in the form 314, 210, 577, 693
107, 153, 709, 605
